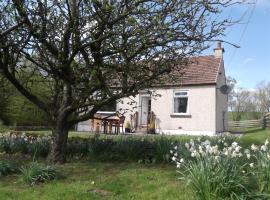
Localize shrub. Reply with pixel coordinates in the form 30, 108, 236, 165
20, 162, 59, 185
0, 161, 19, 176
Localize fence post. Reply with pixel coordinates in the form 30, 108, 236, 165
263, 115, 266, 129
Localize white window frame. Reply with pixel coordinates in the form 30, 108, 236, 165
172, 90, 190, 115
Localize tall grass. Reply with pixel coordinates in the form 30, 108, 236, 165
20, 162, 59, 185
0, 161, 19, 176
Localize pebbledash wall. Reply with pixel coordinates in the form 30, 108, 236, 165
118, 84, 224, 136
151, 86, 217, 135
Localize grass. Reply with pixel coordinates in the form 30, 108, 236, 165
0, 158, 192, 200
239, 128, 270, 146
1, 129, 269, 199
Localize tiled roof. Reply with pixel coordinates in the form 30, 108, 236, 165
163, 55, 222, 86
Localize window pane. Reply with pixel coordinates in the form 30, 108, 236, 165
174, 97, 188, 113
174, 92, 188, 96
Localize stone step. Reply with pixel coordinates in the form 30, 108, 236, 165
136, 125, 148, 133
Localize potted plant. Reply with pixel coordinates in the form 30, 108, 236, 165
125, 121, 131, 133
148, 120, 155, 134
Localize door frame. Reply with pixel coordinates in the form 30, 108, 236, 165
139, 94, 151, 125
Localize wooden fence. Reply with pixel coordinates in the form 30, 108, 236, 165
228, 119, 263, 131
264, 113, 270, 129
228, 112, 270, 132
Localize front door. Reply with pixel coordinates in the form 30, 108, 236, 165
140, 96, 151, 125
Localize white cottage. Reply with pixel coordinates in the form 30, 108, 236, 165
77, 42, 228, 135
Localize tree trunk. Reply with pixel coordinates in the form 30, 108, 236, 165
50, 119, 69, 164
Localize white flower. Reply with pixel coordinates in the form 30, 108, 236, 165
246, 153, 251, 159
174, 146, 178, 150
191, 150, 199, 158
232, 142, 238, 148
215, 156, 220, 161
224, 142, 228, 147
205, 144, 211, 153
261, 145, 267, 152
176, 162, 181, 168
249, 163, 254, 168
265, 139, 269, 146
91, 181, 95, 185
267, 154, 270, 159
185, 143, 190, 149
211, 145, 219, 155
170, 150, 173, 154
174, 152, 178, 157
232, 151, 237, 158
235, 146, 241, 153
172, 156, 176, 161
244, 149, 250, 154
198, 145, 203, 153
180, 158, 184, 163
251, 144, 258, 151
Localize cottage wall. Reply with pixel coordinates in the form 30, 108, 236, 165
151, 86, 216, 135
117, 85, 217, 135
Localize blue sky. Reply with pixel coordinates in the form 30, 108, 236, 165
204, 0, 270, 89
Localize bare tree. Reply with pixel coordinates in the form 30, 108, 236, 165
1, 0, 238, 163
232, 89, 252, 121
227, 76, 257, 120
255, 81, 270, 113
227, 76, 237, 112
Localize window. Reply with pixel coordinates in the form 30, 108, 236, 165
173, 91, 188, 114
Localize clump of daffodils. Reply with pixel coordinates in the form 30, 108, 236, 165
170, 137, 270, 169
171, 137, 270, 198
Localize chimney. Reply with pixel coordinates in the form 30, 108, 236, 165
214, 41, 224, 58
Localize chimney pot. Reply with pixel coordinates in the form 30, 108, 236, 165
217, 41, 222, 49
214, 41, 224, 58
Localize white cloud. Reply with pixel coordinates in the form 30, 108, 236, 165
242, 57, 255, 65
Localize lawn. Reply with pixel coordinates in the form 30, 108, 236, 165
0, 158, 191, 200
1, 129, 270, 200
239, 128, 270, 146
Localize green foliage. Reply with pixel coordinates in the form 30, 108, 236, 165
0, 73, 50, 126
20, 162, 59, 185
228, 112, 263, 121
0, 133, 50, 157
172, 137, 270, 199
3, 95, 49, 126
0, 161, 19, 176
1, 132, 187, 163
87, 136, 178, 163
181, 156, 250, 200
251, 141, 270, 193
